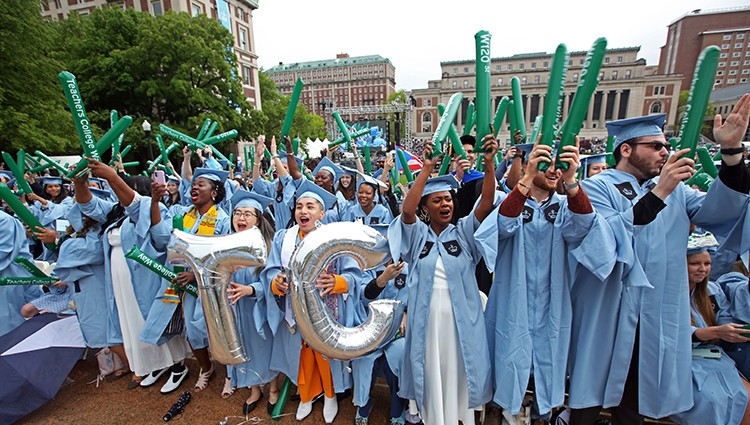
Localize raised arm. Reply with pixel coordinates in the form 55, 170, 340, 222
181, 146, 194, 182
473, 134, 498, 223
282, 136, 303, 180
86, 158, 135, 206
401, 144, 438, 224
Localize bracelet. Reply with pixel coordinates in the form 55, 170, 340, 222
517, 182, 531, 197
271, 154, 280, 159
563, 180, 579, 194
720, 146, 744, 155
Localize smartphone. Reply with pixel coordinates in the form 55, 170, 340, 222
741, 324, 750, 339
153, 170, 166, 185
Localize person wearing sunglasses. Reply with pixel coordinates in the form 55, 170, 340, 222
566, 95, 750, 425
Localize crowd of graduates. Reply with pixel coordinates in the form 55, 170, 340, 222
2, 93, 750, 425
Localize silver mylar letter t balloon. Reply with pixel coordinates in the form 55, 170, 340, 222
168, 228, 266, 365
289, 222, 404, 360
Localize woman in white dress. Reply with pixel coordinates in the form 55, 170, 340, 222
388, 138, 497, 424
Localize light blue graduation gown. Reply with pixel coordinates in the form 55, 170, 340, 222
715, 271, 750, 379
178, 173, 237, 215
0, 211, 43, 337
54, 219, 111, 348
572, 169, 750, 418
227, 266, 277, 388
336, 191, 356, 223
260, 225, 361, 393
252, 175, 296, 229
78, 195, 180, 346
351, 267, 408, 407
343, 203, 394, 226
670, 281, 748, 425
151, 204, 231, 349
30, 197, 74, 261
387, 216, 492, 411
474, 191, 614, 415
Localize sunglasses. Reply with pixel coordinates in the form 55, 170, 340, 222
631, 141, 672, 151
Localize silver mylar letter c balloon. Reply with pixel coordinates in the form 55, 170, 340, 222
289, 222, 404, 360
168, 228, 266, 365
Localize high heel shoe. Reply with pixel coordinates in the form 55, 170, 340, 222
243, 392, 262, 416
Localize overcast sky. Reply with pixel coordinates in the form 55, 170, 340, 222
254, 0, 748, 90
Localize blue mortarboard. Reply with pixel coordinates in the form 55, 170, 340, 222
87, 177, 108, 190
461, 169, 484, 184
606, 113, 666, 149
357, 174, 385, 192
422, 175, 460, 197
340, 165, 359, 177
580, 154, 608, 179
167, 175, 180, 184
89, 187, 112, 200
217, 160, 229, 170
231, 188, 273, 212
193, 168, 229, 184
41, 176, 62, 186
313, 157, 343, 183
280, 155, 304, 167
0, 171, 13, 181
296, 179, 337, 210
512, 143, 534, 161
233, 172, 244, 179
687, 230, 719, 256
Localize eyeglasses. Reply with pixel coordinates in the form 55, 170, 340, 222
631, 141, 672, 151
232, 211, 257, 220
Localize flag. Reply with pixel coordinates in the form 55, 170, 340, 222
395, 146, 423, 172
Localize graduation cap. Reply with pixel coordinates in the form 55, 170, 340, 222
233, 172, 244, 179
512, 143, 534, 162
422, 175, 460, 197
193, 168, 229, 184
312, 157, 344, 183
87, 177, 107, 190
89, 187, 113, 201
279, 154, 304, 167
687, 230, 719, 256
0, 171, 16, 187
217, 160, 229, 170
357, 174, 386, 191
40, 176, 62, 186
167, 175, 180, 184
461, 169, 484, 184
340, 165, 360, 177
230, 188, 273, 212
295, 179, 337, 210
580, 153, 608, 179
606, 113, 666, 150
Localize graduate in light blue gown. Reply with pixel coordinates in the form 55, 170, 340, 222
715, 269, 750, 380
388, 137, 497, 425
312, 157, 345, 224
335, 165, 359, 221
343, 175, 394, 225
0, 210, 43, 337
27, 176, 74, 261
670, 232, 750, 425
224, 189, 279, 416
474, 138, 614, 418
260, 179, 361, 423
569, 96, 750, 424
154, 167, 231, 391
250, 136, 303, 230
352, 252, 409, 425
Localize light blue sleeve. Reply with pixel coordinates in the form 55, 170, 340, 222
691, 179, 750, 255
387, 216, 427, 265
260, 229, 288, 336
78, 195, 117, 223
716, 272, 750, 324
709, 281, 735, 326
457, 213, 482, 266
252, 178, 274, 198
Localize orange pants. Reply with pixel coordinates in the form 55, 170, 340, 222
298, 344, 335, 403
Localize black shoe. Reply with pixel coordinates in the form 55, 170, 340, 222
243, 396, 261, 416
336, 388, 352, 401
266, 401, 276, 416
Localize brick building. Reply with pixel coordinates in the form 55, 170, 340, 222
264, 54, 397, 118
658, 6, 750, 90
40, 0, 263, 109
410, 46, 682, 146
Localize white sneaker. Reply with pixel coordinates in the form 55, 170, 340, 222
140, 367, 168, 387
160, 367, 188, 394
296, 400, 313, 421
323, 395, 338, 423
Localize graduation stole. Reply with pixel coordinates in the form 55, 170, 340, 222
182, 205, 218, 235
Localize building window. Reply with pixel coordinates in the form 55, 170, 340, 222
239, 28, 247, 50
716, 79, 723, 85
746, 51, 750, 56
742, 78, 749, 83
625, 70, 632, 79
730, 70, 738, 75
733, 52, 742, 57
453, 68, 457, 75
617, 56, 623, 63
722, 44, 730, 49
532, 75, 539, 84
723, 35, 732, 40
521, 76, 527, 84
464, 67, 469, 73
605, 57, 610, 64
452, 81, 457, 89
463, 80, 469, 89
572, 73, 579, 82
54, 0, 61, 7
599, 71, 605, 80
580, 59, 584, 65
736, 43, 744, 49
237, 7, 245, 21
497, 77, 503, 86
531, 62, 536, 69
717, 70, 725, 76
519, 63, 524, 70
425, 98, 432, 106
151, 0, 162, 15
719, 62, 726, 67
611, 70, 618, 80
496, 65, 501, 71
732, 61, 740, 66
191, 2, 202, 16
654, 86, 666, 95
738, 34, 746, 39
543, 61, 549, 67
720, 53, 728, 58
242, 66, 252, 85
508, 64, 513, 70
650, 101, 662, 114
743, 69, 750, 74
728, 78, 736, 84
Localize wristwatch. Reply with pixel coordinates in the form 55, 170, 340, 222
562, 180, 579, 194
720, 146, 744, 155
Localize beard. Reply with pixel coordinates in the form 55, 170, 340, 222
629, 149, 661, 179
533, 172, 558, 192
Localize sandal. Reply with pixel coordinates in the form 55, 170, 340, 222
106, 367, 131, 382
194, 365, 215, 391
221, 377, 235, 399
